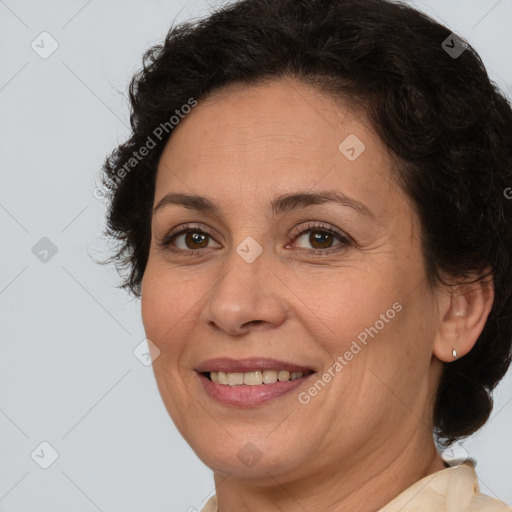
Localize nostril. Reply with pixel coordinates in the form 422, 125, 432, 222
245, 320, 264, 327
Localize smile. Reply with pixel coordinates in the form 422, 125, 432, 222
195, 357, 317, 406
206, 369, 313, 385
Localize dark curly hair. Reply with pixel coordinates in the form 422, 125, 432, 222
99, 0, 512, 446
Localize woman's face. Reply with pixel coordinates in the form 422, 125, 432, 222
141, 78, 445, 481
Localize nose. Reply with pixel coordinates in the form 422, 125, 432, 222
200, 247, 288, 337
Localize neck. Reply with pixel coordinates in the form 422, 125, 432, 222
212, 437, 447, 512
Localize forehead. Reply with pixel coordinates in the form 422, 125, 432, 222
161, 78, 369, 162
153, 78, 408, 224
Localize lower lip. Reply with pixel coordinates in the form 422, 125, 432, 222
198, 373, 315, 406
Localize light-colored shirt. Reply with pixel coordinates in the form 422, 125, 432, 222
200, 461, 511, 511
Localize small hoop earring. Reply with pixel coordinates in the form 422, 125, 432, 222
452, 349, 458, 360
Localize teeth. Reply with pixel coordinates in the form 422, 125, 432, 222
278, 370, 290, 382
262, 370, 278, 384
210, 370, 307, 386
226, 372, 244, 386
244, 371, 263, 385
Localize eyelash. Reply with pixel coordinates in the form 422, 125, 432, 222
158, 221, 352, 257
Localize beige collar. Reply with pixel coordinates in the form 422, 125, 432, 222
200, 462, 510, 511
378, 461, 510, 511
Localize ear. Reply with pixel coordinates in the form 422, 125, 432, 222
433, 271, 494, 363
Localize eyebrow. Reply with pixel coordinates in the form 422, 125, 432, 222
152, 190, 376, 220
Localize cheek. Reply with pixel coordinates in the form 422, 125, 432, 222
292, 269, 398, 348
141, 270, 165, 340
295, 267, 428, 401
140, 263, 196, 348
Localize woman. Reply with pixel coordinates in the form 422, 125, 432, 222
100, 0, 512, 509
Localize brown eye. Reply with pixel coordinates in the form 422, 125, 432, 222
159, 224, 219, 254
305, 231, 337, 249
179, 231, 210, 250
167, 230, 213, 250
288, 222, 351, 255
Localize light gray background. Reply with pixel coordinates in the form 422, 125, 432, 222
0, 0, 511, 510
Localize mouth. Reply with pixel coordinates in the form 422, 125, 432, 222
200, 369, 314, 385
195, 357, 317, 406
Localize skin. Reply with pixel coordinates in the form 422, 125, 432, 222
140, 77, 494, 512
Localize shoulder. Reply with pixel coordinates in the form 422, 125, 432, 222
379, 461, 511, 512
446, 462, 511, 512
468, 492, 512, 512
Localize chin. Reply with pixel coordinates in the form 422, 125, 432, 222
196, 440, 309, 480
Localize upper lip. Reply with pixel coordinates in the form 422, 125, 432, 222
196, 357, 315, 374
